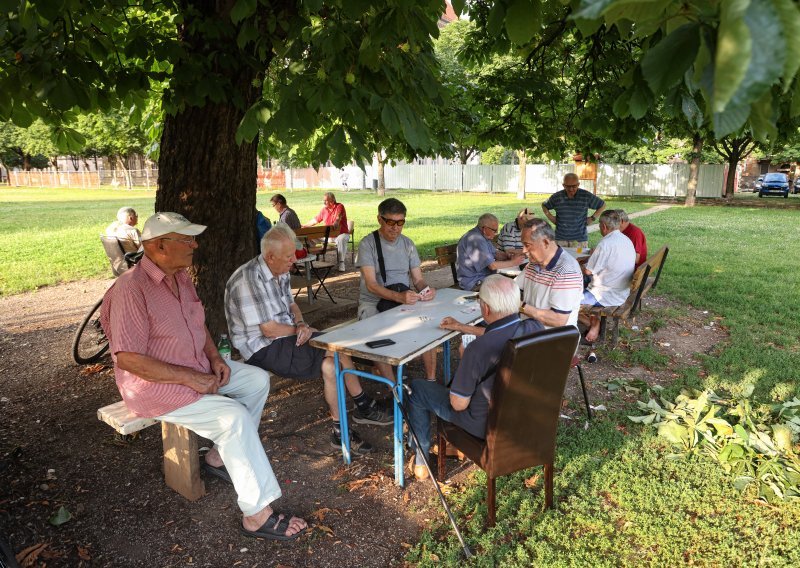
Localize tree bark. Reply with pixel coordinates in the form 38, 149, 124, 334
376, 151, 386, 196
685, 132, 703, 207
516, 149, 526, 200
156, 68, 260, 338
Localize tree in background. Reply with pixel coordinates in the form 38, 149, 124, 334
0, 121, 57, 171
75, 112, 147, 188
1, 1, 447, 334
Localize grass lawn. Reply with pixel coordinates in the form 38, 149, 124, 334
409, 204, 800, 566
3, 188, 799, 564
0, 187, 650, 295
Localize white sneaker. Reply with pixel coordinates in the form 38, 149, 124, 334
338, 263, 346, 272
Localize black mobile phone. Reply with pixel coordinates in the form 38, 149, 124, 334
365, 338, 396, 349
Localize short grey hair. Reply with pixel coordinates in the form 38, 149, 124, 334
117, 207, 137, 224
478, 213, 498, 228
599, 210, 621, 230
616, 209, 629, 223
378, 198, 407, 216
478, 274, 520, 316
261, 222, 297, 255
522, 217, 555, 242
563, 172, 579, 183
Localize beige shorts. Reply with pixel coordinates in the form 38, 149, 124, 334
556, 240, 589, 249
357, 303, 380, 320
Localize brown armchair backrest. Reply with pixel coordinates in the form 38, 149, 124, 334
482, 325, 580, 478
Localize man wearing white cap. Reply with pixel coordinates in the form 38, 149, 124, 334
100, 212, 307, 541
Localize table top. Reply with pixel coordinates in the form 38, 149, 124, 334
309, 288, 483, 365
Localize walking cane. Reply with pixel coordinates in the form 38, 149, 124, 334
390, 383, 473, 559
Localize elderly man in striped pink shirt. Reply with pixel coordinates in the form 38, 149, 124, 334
100, 212, 307, 541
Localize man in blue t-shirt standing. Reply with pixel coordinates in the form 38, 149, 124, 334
406, 275, 544, 481
541, 173, 606, 248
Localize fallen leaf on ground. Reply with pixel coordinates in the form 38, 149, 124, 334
48, 505, 72, 526
524, 473, 541, 488
79, 363, 106, 376
309, 507, 339, 522
400, 542, 412, 549
16, 542, 47, 566
77, 545, 91, 560
316, 524, 334, 536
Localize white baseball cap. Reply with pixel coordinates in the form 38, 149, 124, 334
141, 212, 207, 241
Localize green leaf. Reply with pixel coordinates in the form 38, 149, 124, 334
52, 126, 86, 153
505, 0, 540, 45
49, 505, 72, 527
713, 102, 750, 138
451, 0, 466, 15
641, 24, 701, 94
50, 77, 78, 111
658, 421, 689, 446
714, 0, 752, 112
487, 3, 506, 37
628, 86, 651, 119
230, 0, 257, 25
10, 104, 33, 128
749, 89, 777, 142
681, 94, 704, 129
772, 0, 800, 89
733, 475, 755, 492
303, 0, 323, 12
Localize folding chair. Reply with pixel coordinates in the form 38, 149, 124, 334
294, 226, 336, 303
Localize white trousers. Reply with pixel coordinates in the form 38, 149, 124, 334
335, 232, 350, 264
157, 361, 280, 516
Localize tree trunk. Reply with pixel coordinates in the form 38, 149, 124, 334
376, 152, 386, 196
724, 153, 740, 198
156, 68, 260, 338
685, 132, 703, 207
516, 149, 526, 200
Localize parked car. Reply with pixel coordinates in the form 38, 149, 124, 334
754, 175, 765, 192
794, 177, 800, 194
759, 173, 790, 198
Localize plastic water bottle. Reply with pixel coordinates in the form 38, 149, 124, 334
217, 334, 232, 361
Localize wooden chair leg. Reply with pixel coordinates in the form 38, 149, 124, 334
487, 476, 496, 527
436, 432, 446, 482
162, 422, 205, 501
611, 318, 620, 346
544, 463, 553, 509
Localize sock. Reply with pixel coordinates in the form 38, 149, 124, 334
331, 419, 341, 436
352, 391, 372, 411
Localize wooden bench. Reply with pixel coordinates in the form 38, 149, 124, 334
295, 225, 333, 259
580, 245, 670, 346
435, 243, 458, 287
98, 401, 205, 501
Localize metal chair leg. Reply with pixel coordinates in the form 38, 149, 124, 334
544, 463, 553, 509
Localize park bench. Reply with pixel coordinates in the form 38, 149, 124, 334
435, 243, 458, 287
97, 400, 205, 501
580, 245, 670, 346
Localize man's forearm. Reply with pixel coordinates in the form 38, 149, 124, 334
259, 320, 298, 339
203, 326, 223, 364
523, 305, 569, 327
116, 351, 208, 387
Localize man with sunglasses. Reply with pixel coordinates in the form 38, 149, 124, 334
356, 198, 438, 381
455, 213, 526, 291
101, 212, 308, 541
541, 173, 606, 248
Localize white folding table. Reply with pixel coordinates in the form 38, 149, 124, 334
309, 287, 483, 485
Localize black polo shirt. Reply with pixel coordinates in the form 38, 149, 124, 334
449, 314, 544, 438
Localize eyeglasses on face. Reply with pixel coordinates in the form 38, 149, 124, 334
380, 215, 406, 227
161, 236, 197, 245
481, 225, 498, 234
563, 183, 579, 188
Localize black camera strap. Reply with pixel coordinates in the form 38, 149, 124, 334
373, 230, 388, 284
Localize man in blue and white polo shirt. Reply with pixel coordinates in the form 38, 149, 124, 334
516, 218, 584, 329
541, 173, 606, 248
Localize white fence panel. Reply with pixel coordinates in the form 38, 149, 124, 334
463, 165, 494, 192
492, 165, 518, 193
436, 164, 463, 191
385, 164, 411, 189
524, 164, 575, 193
696, 164, 725, 197
409, 164, 436, 189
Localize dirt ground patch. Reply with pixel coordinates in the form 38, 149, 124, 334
0, 262, 726, 567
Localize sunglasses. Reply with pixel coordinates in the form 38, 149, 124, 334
380, 215, 406, 227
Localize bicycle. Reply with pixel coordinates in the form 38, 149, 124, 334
71, 245, 142, 365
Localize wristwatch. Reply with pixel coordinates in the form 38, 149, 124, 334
295, 320, 308, 329
519, 301, 527, 315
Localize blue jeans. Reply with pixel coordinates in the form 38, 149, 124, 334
407, 379, 456, 463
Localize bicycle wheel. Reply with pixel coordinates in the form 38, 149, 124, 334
72, 298, 110, 365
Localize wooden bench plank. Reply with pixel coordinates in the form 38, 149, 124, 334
98, 401, 158, 435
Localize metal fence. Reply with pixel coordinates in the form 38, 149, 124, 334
272, 163, 726, 198
6, 162, 726, 198
7, 168, 158, 189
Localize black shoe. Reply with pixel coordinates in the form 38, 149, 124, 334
352, 399, 392, 426
330, 429, 373, 454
